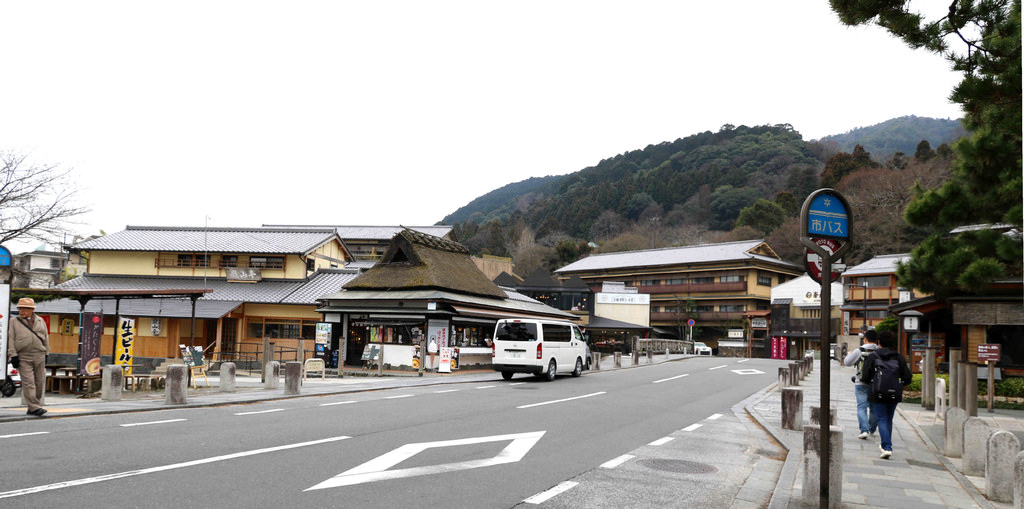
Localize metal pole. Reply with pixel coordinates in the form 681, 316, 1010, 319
819, 255, 832, 508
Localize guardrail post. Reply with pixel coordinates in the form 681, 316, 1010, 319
264, 361, 280, 389
164, 365, 187, 405
285, 361, 301, 395
220, 362, 236, 392
101, 365, 123, 401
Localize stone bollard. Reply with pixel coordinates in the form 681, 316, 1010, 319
591, 352, 601, 371
646, 350, 653, 364
802, 424, 843, 507
936, 378, 947, 419
101, 365, 123, 401
923, 347, 937, 409
665, 348, 670, 359
965, 363, 978, 417
986, 431, 1022, 503
264, 361, 280, 389
945, 407, 967, 458
164, 365, 188, 405
809, 406, 837, 426
614, 352, 622, 368
962, 417, 990, 476
779, 367, 790, 390
1014, 450, 1024, 509
781, 388, 803, 430
948, 349, 961, 409
789, 362, 800, 386
220, 362, 236, 393
284, 361, 301, 395
958, 361, 969, 411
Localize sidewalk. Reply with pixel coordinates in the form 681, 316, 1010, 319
746, 359, 1019, 509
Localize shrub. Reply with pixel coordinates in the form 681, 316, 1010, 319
909, 373, 1024, 398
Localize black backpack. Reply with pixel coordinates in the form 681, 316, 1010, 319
871, 356, 904, 402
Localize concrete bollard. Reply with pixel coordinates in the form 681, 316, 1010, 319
945, 407, 967, 458
802, 424, 843, 507
962, 417, 990, 476
164, 365, 188, 405
958, 361, 969, 411
809, 406, 837, 426
936, 378, 947, 419
284, 361, 301, 395
965, 363, 978, 417
779, 367, 790, 390
591, 352, 601, 371
220, 362, 236, 393
101, 365, 123, 401
949, 349, 961, 409
781, 388, 803, 430
789, 362, 800, 386
665, 348, 670, 358
987, 431, 1022, 503
264, 361, 280, 389
614, 352, 622, 368
646, 350, 653, 364
1014, 450, 1024, 509
923, 347, 936, 409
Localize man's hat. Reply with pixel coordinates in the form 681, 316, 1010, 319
16, 297, 36, 309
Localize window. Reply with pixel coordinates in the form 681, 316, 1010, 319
496, 322, 538, 341
177, 254, 209, 267
694, 305, 713, 312
250, 256, 284, 269
221, 255, 238, 268
757, 272, 773, 286
720, 304, 745, 312
721, 275, 743, 283
542, 324, 571, 342
665, 278, 683, 285
858, 276, 890, 288
640, 279, 659, 286
691, 277, 714, 284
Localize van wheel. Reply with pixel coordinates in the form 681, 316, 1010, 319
501, 371, 514, 381
572, 358, 583, 377
545, 359, 557, 381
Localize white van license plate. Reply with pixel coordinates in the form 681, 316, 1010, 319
509, 352, 522, 359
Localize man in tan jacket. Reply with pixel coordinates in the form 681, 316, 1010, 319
8, 298, 49, 416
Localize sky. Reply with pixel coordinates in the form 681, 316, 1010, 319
0, 1, 964, 254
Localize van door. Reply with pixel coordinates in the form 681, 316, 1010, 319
541, 323, 570, 373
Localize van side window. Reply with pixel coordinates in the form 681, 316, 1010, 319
497, 322, 538, 341
572, 326, 584, 342
542, 324, 571, 343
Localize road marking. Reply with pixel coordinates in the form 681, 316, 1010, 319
709, 365, 728, 370
517, 392, 605, 409
434, 389, 459, 394
306, 431, 545, 490
120, 419, 187, 427
234, 409, 285, 416
737, 359, 750, 363
0, 431, 49, 439
649, 437, 674, 446
731, 369, 765, 375
653, 373, 690, 384
475, 385, 496, 390
524, 481, 578, 504
0, 435, 350, 499
707, 413, 723, 420
320, 401, 357, 406
384, 394, 414, 400
509, 382, 526, 386
600, 454, 634, 469
683, 423, 703, 432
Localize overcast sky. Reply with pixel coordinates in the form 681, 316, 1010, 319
1, 1, 963, 253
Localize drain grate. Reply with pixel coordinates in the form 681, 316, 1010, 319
639, 459, 718, 474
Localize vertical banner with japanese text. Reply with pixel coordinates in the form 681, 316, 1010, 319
80, 312, 103, 375
115, 317, 136, 376
0, 284, 8, 377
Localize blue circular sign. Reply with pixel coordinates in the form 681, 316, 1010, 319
687, 319, 695, 327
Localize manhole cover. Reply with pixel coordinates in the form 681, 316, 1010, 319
639, 459, 718, 474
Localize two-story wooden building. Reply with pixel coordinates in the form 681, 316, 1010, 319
840, 253, 913, 334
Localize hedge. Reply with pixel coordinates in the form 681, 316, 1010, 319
905, 373, 1024, 398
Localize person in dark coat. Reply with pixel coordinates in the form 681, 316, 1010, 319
861, 330, 912, 459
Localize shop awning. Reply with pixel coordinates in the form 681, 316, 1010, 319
450, 305, 571, 321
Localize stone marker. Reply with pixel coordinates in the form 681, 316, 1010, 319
945, 407, 967, 458
284, 361, 301, 395
1013, 450, 1024, 509
101, 364, 123, 402
781, 388, 803, 431
962, 417, 990, 476
779, 367, 790, 390
646, 350, 653, 364
591, 352, 601, 371
802, 424, 843, 507
809, 406, 837, 426
164, 365, 187, 405
789, 362, 800, 386
614, 352, 622, 368
264, 361, 280, 389
986, 430, 1022, 503
220, 362, 236, 392
965, 362, 979, 417
948, 349, 961, 409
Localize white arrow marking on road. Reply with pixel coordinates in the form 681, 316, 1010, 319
0, 436, 350, 499
306, 431, 546, 490
524, 481, 578, 505
120, 419, 187, 427
731, 369, 765, 375
653, 373, 689, 384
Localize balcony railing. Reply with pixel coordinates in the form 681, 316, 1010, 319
650, 311, 746, 322
638, 281, 747, 294
155, 259, 284, 270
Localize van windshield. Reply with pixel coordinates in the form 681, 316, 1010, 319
496, 322, 538, 341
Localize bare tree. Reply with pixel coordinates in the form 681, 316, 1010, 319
0, 152, 88, 245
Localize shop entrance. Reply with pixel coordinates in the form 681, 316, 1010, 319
345, 327, 366, 367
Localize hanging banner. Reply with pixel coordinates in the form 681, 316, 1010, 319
80, 312, 103, 375
115, 317, 136, 376
0, 283, 8, 378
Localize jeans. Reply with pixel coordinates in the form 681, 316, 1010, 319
871, 401, 899, 451
854, 384, 877, 433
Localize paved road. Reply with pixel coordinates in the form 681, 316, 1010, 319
0, 357, 784, 508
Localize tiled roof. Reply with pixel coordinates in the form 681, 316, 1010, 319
282, 269, 360, 304
69, 226, 340, 254
555, 240, 798, 273
842, 254, 911, 276
265, 225, 454, 240
28, 298, 242, 320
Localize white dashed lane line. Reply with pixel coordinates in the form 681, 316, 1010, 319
682, 423, 703, 432
523, 481, 579, 504
652, 373, 690, 384
600, 454, 635, 469
120, 419, 187, 427
475, 385, 496, 390
384, 394, 414, 400
648, 437, 674, 446
708, 365, 728, 370
235, 409, 285, 416
320, 401, 357, 407
0, 432, 49, 439
434, 389, 459, 394
517, 392, 606, 409
707, 413, 723, 420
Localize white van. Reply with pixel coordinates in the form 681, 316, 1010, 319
491, 318, 588, 381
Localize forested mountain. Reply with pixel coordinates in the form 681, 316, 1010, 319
818, 115, 964, 160
443, 117, 959, 276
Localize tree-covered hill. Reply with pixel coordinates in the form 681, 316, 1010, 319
443, 175, 565, 225
818, 115, 965, 160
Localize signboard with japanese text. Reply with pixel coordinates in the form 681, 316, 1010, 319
115, 318, 136, 376
806, 191, 849, 240
438, 347, 453, 373
428, 319, 449, 349
751, 318, 768, 329
804, 238, 842, 283
80, 312, 103, 375
978, 344, 1001, 363
0, 284, 8, 378
0, 246, 10, 267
